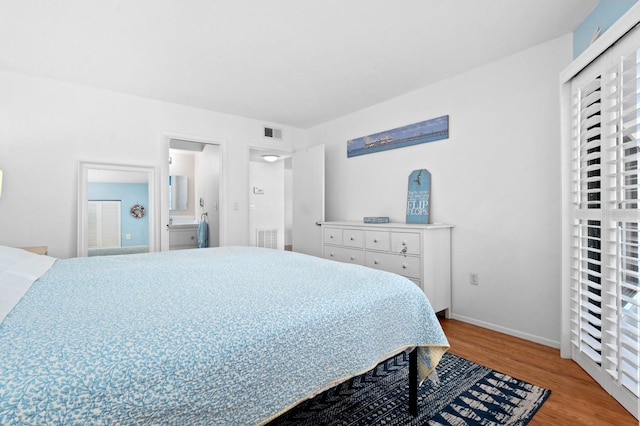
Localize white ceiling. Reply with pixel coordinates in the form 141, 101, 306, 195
0, 0, 598, 128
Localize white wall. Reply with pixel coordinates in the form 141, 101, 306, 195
0, 70, 306, 258
308, 35, 572, 347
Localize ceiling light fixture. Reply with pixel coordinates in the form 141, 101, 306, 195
262, 154, 279, 162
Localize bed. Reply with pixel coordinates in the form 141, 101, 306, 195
0, 245, 449, 425
87, 245, 150, 257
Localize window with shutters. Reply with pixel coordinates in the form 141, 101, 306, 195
567, 27, 639, 418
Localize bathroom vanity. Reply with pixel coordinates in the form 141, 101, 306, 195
168, 223, 198, 250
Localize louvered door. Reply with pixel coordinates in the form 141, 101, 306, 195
87, 200, 122, 248
568, 27, 639, 419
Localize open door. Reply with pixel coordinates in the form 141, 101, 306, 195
292, 144, 325, 257
163, 137, 222, 251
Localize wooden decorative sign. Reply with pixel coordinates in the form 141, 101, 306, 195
347, 115, 449, 158
406, 169, 430, 224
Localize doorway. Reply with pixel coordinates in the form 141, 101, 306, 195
248, 144, 325, 256
166, 138, 222, 250
248, 147, 292, 250
78, 161, 159, 257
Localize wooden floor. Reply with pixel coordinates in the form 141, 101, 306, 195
439, 318, 637, 425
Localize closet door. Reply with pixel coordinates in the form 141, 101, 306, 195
88, 200, 122, 248
568, 26, 640, 418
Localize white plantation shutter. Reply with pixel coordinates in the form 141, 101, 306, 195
618, 222, 639, 396
568, 27, 640, 418
608, 50, 640, 404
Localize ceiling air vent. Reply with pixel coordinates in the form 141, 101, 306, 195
264, 126, 283, 140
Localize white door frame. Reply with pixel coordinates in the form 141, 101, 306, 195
247, 145, 294, 249
162, 133, 227, 251
78, 161, 159, 257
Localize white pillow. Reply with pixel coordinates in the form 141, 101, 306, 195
0, 246, 39, 274
0, 246, 56, 323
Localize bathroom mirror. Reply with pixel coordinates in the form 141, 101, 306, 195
169, 175, 188, 210
78, 161, 159, 257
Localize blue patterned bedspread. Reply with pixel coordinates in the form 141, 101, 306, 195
0, 246, 448, 425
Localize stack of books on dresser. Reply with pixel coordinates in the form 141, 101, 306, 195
363, 217, 390, 224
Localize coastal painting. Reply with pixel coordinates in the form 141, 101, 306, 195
347, 115, 449, 158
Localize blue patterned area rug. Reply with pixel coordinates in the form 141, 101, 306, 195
268, 351, 550, 425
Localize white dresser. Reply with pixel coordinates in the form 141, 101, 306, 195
321, 221, 453, 316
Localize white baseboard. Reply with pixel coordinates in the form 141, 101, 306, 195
449, 314, 561, 349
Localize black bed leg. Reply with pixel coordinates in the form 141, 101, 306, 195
409, 348, 418, 416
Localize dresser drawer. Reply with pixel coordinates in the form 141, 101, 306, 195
391, 232, 420, 255
342, 229, 364, 248
323, 227, 343, 245
365, 252, 420, 278
324, 246, 365, 265
365, 230, 390, 251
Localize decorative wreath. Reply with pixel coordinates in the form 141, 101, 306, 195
130, 204, 145, 218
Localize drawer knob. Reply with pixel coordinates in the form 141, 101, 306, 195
330, 235, 334, 239
402, 241, 407, 246
330, 252, 334, 257
374, 260, 379, 265
373, 239, 378, 243
402, 264, 407, 269
350, 256, 355, 260
191, 236, 195, 240
350, 236, 354, 241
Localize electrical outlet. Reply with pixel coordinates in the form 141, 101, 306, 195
470, 273, 479, 285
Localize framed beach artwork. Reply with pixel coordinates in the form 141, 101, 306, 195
347, 115, 449, 158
